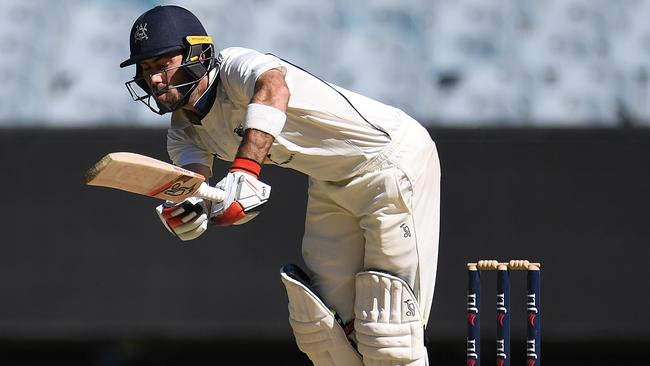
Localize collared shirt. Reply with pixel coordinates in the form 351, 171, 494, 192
168, 47, 417, 181
180, 69, 219, 125
192, 74, 218, 119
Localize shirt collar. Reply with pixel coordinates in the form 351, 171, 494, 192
170, 68, 219, 128
192, 69, 219, 119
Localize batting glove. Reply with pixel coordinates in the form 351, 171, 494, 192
156, 197, 209, 241
210, 158, 271, 226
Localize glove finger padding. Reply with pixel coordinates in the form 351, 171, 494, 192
156, 197, 209, 241
176, 218, 208, 240
174, 212, 208, 234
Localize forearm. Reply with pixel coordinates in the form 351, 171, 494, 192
236, 128, 275, 164
236, 67, 289, 164
209, 69, 287, 226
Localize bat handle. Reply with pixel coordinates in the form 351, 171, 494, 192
196, 182, 226, 202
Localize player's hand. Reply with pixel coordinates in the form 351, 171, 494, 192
210, 158, 271, 226
156, 197, 209, 241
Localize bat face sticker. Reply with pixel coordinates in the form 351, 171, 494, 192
85, 152, 224, 203
163, 179, 198, 197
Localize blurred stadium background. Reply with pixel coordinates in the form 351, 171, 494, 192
0, 0, 648, 365
2, 0, 650, 127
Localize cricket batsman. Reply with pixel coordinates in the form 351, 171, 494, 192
120, 5, 440, 365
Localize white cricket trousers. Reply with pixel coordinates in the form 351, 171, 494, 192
301, 113, 441, 325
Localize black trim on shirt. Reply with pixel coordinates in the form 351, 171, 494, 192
267, 53, 390, 138
189, 74, 220, 125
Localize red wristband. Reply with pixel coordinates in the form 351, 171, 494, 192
230, 157, 261, 178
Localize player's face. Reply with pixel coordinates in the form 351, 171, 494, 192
139, 52, 188, 109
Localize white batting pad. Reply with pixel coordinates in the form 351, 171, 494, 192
355, 271, 429, 366
280, 264, 363, 366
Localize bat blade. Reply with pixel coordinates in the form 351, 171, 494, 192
85, 152, 222, 203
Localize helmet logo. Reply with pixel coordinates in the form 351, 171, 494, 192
134, 23, 148, 42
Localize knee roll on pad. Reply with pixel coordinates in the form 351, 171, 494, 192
280, 264, 363, 366
355, 271, 429, 366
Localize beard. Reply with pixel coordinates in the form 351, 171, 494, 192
154, 88, 181, 107
153, 84, 193, 113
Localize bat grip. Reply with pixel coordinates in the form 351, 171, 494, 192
196, 182, 225, 202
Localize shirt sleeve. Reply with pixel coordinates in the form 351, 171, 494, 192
167, 127, 214, 174
218, 47, 286, 105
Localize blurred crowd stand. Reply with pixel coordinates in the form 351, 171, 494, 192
0, 0, 647, 127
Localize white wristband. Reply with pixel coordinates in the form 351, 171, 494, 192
243, 103, 287, 138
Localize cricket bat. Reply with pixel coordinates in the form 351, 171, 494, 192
85, 152, 225, 203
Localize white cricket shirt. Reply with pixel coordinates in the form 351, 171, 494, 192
168, 47, 414, 181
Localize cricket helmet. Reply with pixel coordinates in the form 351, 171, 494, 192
121, 5, 219, 114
